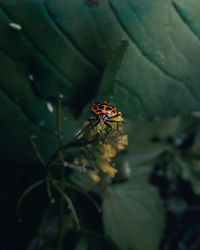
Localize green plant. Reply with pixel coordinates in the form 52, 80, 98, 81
17, 95, 131, 249
1, 1, 200, 249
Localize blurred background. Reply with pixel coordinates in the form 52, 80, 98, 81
1, 0, 200, 249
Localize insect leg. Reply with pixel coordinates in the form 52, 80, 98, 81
104, 122, 112, 135
106, 120, 122, 134
89, 118, 97, 128
94, 121, 100, 127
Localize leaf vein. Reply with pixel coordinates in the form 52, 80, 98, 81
86, 2, 110, 53
171, 1, 200, 41
0, 4, 78, 87
0, 84, 54, 135
108, 0, 183, 83
43, 0, 102, 72
116, 80, 147, 116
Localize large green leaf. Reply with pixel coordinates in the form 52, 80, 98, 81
0, 0, 200, 165
102, 179, 165, 250
98, 37, 200, 120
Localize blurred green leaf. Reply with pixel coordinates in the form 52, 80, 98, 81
175, 156, 200, 195
116, 117, 190, 182
126, 117, 183, 165
27, 206, 74, 250
102, 179, 165, 250
70, 171, 98, 193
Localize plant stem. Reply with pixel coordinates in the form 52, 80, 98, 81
17, 179, 45, 222
56, 95, 65, 250
30, 138, 54, 200
44, 97, 98, 249
52, 178, 80, 230
46, 173, 53, 200
57, 183, 65, 250
57, 96, 63, 149
46, 137, 98, 175
30, 139, 46, 166
57, 96, 65, 164
62, 182, 101, 212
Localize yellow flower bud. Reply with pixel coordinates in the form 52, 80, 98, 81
96, 157, 118, 177
96, 122, 106, 131
99, 144, 116, 158
117, 135, 128, 150
88, 170, 101, 183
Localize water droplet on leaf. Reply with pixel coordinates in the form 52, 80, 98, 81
28, 74, 34, 82
46, 102, 54, 113
9, 22, 22, 30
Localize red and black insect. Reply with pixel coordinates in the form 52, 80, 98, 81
89, 101, 121, 134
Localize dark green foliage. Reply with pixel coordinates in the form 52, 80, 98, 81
1, 1, 200, 250
103, 179, 165, 250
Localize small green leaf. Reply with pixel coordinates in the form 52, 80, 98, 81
102, 179, 165, 250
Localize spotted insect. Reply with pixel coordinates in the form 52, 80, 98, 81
89, 101, 121, 134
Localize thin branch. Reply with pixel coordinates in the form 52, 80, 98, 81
46, 173, 53, 201
57, 94, 65, 164
56, 94, 66, 250
30, 138, 46, 166
52, 178, 80, 230
62, 181, 101, 212
17, 179, 45, 222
